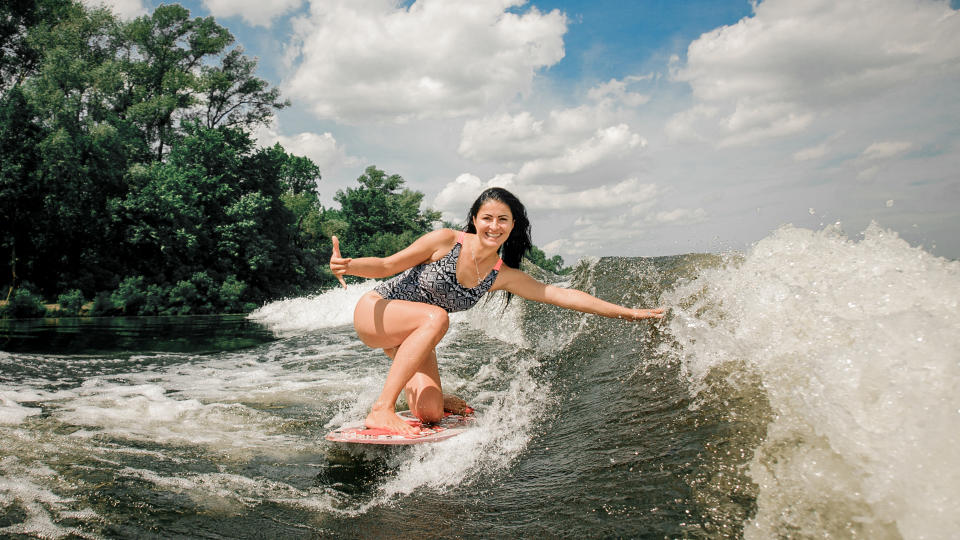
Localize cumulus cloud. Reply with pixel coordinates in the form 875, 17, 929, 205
516, 124, 645, 180
669, 0, 960, 146
82, 0, 147, 19
283, 0, 567, 123
202, 0, 303, 27
459, 103, 619, 162
587, 75, 652, 107
254, 123, 361, 174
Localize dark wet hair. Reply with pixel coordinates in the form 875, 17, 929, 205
464, 187, 532, 306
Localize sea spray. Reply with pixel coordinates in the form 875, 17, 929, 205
663, 223, 960, 539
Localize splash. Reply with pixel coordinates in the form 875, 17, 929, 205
248, 281, 380, 335
664, 223, 960, 539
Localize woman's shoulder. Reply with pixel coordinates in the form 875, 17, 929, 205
424, 228, 459, 244
412, 228, 460, 256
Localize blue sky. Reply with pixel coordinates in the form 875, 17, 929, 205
88, 0, 960, 260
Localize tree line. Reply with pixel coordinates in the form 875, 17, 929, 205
0, 1, 566, 319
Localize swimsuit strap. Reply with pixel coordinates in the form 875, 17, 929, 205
493, 258, 503, 271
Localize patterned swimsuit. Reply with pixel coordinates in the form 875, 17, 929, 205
373, 231, 503, 313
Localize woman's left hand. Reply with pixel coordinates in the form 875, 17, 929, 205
624, 307, 666, 320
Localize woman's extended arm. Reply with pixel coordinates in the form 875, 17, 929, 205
494, 267, 664, 321
329, 230, 456, 288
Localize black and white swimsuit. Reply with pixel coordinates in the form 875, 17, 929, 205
373, 231, 504, 313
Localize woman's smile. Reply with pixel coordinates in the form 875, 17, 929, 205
473, 200, 513, 248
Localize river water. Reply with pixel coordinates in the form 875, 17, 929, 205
1, 223, 957, 539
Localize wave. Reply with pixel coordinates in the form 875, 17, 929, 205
663, 222, 960, 539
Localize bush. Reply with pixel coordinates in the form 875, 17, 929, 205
0, 286, 48, 318
111, 276, 148, 315
89, 291, 119, 316
188, 271, 216, 314
166, 279, 198, 315
142, 284, 166, 316
57, 289, 85, 316
218, 275, 248, 313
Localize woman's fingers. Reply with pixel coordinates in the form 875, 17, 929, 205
330, 236, 348, 289
332, 235, 342, 258
636, 307, 666, 320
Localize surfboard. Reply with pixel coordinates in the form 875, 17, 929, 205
325, 408, 475, 445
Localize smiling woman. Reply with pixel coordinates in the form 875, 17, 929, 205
328, 187, 665, 434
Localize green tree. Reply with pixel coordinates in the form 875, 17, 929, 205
0, 1, 314, 313
119, 4, 233, 160
0, 0, 78, 89
113, 123, 324, 302
526, 245, 569, 274
332, 166, 441, 256
0, 86, 44, 299
193, 47, 289, 130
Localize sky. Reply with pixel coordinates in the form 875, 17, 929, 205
84, 0, 960, 260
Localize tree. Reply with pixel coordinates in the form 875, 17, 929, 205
113, 123, 325, 301
0, 86, 44, 299
193, 47, 289, 130
119, 4, 233, 160
526, 245, 569, 274
332, 166, 441, 256
0, 0, 78, 89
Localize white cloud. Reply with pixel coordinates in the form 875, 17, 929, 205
669, 0, 960, 146
458, 112, 549, 162
646, 207, 708, 225
587, 75, 652, 107
860, 141, 913, 161
254, 123, 361, 174
793, 143, 829, 162
458, 103, 622, 163
283, 0, 567, 123
516, 124, 645, 180
202, 0, 303, 27
82, 0, 147, 19
433, 173, 486, 217
515, 177, 658, 210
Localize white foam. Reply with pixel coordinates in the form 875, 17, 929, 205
0, 392, 42, 425
663, 223, 960, 539
248, 281, 380, 335
373, 351, 549, 503
0, 455, 96, 539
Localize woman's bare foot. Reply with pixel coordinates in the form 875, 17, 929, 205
442, 394, 468, 415
365, 408, 420, 435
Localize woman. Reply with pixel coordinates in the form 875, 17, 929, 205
329, 187, 664, 435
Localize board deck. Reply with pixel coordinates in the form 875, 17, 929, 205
325, 409, 475, 445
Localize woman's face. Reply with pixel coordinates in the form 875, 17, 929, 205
472, 199, 514, 250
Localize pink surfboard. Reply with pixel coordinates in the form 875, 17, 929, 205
325, 409, 475, 445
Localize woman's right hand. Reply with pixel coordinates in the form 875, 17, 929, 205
329, 236, 350, 289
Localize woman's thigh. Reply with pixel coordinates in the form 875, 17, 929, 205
353, 291, 449, 349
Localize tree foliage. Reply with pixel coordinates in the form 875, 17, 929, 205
331, 166, 441, 258
0, 0, 325, 316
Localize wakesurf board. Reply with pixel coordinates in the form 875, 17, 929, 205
325, 408, 475, 445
